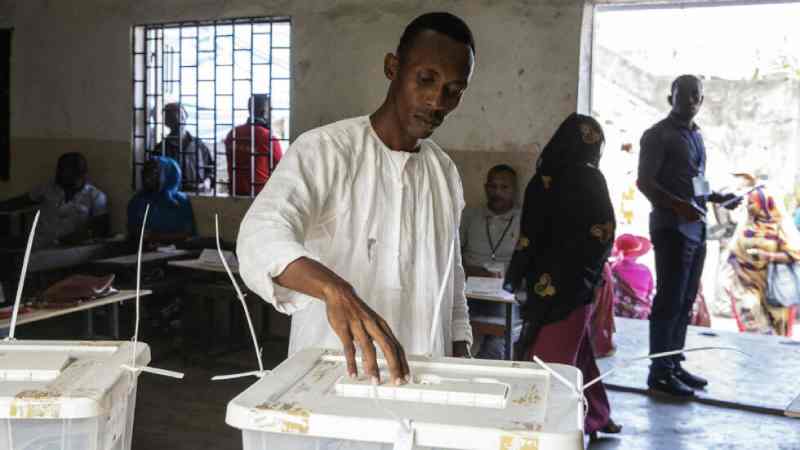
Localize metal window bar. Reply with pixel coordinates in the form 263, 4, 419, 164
178, 30, 189, 195
160, 29, 166, 164
230, 24, 236, 196
250, 22, 255, 198
131, 29, 138, 190
268, 21, 274, 177
212, 22, 218, 197
132, 17, 291, 198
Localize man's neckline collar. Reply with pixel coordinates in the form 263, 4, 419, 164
668, 113, 700, 131
248, 117, 270, 127
367, 116, 423, 154
485, 206, 516, 219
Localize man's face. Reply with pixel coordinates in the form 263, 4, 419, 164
669, 78, 704, 121
142, 160, 161, 192
163, 106, 182, 130
485, 171, 516, 213
56, 166, 84, 191
386, 30, 474, 140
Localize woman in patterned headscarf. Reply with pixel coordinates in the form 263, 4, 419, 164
505, 113, 620, 440
725, 187, 800, 336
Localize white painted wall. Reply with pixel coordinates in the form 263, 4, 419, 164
1, 0, 587, 239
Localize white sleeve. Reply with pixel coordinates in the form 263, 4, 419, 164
459, 208, 470, 251
236, 130, 345, 315
450, 179, 472, 346
451, 226, 473, 346
92, 188, 109, 216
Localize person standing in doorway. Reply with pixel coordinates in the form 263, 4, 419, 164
638, 75, 740, 397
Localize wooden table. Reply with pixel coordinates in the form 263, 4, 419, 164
168, 258, 236, 273
465, 289, 518, 360
91, 249, 197, 297
94, 250, 192, 266
0, 289, 151, 339
167, 258, 269, 366
0, 206, 37, 237
1, 240, 125, 286
27, 240, 124, 273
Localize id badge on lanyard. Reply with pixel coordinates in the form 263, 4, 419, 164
692, 175, 710, 198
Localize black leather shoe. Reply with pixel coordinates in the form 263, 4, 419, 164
647, 372, 695, 398
674, 367, 708, 389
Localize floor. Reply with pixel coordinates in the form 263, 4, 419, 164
596, 318, 800, 413
129, 352, 800, 450
132, 347, 279, 450
10, 305, 800, 450
592, 390, 800, 450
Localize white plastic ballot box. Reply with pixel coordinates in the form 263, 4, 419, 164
226, 348, 584, 450
0, 340, 150, 450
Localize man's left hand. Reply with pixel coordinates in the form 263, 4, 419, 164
453, 341, 472, 358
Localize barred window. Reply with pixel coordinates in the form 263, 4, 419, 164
132, 17, 291, 198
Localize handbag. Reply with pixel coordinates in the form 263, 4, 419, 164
766, 262, 800, 307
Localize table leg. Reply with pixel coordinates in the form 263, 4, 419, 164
206, 297, 214, 354
253, 297, 265, 341
505, 303, 513, 360
228, 297, 236, 352
111, 302, 120, 339
85, 310, 94, 339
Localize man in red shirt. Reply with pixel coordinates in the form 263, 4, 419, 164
225, 94, 283, 196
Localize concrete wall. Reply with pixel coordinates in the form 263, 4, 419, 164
0, 0, 586, 240
594, 44, 800, 195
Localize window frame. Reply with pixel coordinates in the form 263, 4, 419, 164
131, 16, 292, 198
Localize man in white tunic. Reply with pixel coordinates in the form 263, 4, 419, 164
237, 12, 476, 385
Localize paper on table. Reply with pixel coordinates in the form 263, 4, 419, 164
198, 248, 238, 268
466, 276, 503, 294
465, 277, 514, 301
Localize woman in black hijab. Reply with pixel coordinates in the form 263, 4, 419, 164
505, 113, 621, 439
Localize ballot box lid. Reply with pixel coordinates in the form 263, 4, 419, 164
226, 348, 584, 449
0, 340, 150, 419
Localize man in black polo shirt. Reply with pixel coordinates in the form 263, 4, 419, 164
151, 102, 214, 192
638, 75, 740, 397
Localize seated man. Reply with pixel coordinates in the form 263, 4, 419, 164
150, 102, 213, 192
224, 94, 284, 196
460, 164, 522, 359
128, 156, 196, 249
0, 152, 109, 249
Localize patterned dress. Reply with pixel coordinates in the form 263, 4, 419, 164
725, 189, 800, 336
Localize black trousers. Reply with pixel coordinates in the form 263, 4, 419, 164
649, 228, 706, 376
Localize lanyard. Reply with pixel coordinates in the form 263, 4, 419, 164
485, 214, 515, 261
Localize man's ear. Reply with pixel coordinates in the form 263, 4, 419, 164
384, 52, 399, 81
667, 95, 673, 106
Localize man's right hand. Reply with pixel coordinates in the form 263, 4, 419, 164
322, 281, 410, 385
671, 199, 702, 222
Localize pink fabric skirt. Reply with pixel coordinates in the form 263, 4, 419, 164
591, 263, 617, 357
525, 304, 611, 434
